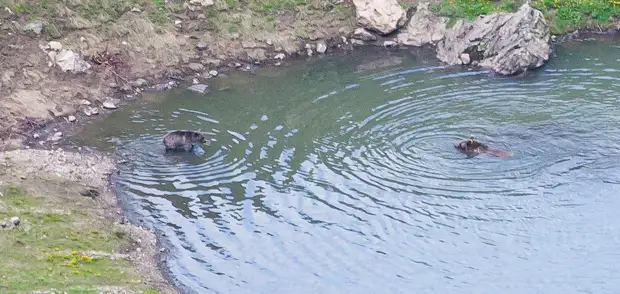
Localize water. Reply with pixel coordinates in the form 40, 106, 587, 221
73, 40, 620, 294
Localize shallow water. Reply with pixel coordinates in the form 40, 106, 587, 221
74, 40, 620, 294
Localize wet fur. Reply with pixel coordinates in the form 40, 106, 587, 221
455, 136, 489, 156
163, 131, 206, 152
455, 136, 512, 158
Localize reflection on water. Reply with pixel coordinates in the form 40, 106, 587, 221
74, 42, 620, 294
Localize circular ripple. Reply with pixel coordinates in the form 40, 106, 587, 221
94, 43, 620, 294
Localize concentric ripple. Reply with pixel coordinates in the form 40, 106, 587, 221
76, 42, 620, 294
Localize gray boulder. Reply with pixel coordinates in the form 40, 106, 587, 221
436, 3, 551, 75
397, 2, 448, 46
23, 21, 43, 36
351, 0, 407, 35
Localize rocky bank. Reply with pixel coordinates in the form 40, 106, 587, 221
0, 0, 554, 148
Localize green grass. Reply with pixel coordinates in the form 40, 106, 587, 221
433, 0, 620, 34
0, 184, 160, 293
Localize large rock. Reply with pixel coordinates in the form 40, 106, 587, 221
352, 0, 407, 35
436, 3, 550, 75
397, 2, 448, 46
52, 49, 92, 74
22, 21, 43, 36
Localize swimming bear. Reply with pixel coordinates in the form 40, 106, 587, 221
162, 130, 207, 152
455, 136, 512, 158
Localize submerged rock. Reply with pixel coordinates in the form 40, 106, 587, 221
436, 3, 551, 75
187, 84, 209, 94
352, 0, 406, 35
397, 2, 448, 46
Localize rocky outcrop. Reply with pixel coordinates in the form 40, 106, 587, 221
396, 3, 448, 46
436, 3, 551, 75
352, 0, 407, 35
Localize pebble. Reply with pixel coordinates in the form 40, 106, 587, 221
188, 62, 204, 72
79, 99, 91, 106
102, 101, 117, 109
208, 70, 218, 77
316, 41, 327, 54
33, 133, 40, 139
11, 216, 20, 226
274, 53, 286, 60
67, 115, 76, 122
50, 132, 63, 141
383, 40, 397, 47
196, 41, 208, 50
275, 62, 281, 66
187, 84, 209, 94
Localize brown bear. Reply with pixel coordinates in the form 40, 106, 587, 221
455, 136, 512, 158
162, 130, 207, 152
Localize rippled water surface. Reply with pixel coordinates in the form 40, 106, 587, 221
74, 40, 620, 294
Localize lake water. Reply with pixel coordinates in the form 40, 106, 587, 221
73, 39, 620, 294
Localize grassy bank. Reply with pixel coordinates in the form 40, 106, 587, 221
0, 149, 175, 294
432, 0, 620, 34
0, 183, 162, 293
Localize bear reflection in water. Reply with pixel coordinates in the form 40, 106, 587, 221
455, 136, 512, 158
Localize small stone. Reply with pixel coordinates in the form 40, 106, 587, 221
352, 28, 377, 41
0, 222, 6, 229
196, 41, 208, 50
208, 70, 218, 77
33, 133, 40, 139
102, 101, 117, 109
67, 115, 76, 122
274, 53, 286, 60
316, 41, 327, 54
234, 62, 241, 68
79, 99, 91, 106
131, 7, 141, 12
22, 21, 43, 36
50, 132, 63, 141
275, 62, 281, 66
192, 78, 199, 84
275, 46, 283, 52
122, 41, 128, 46
188, 63, 204, 72
460, 53, 471, 65
10, 217, 19, 226
197, 13, 206, 19
187, 84, 209, 94
131, 78, 147, 87
159, 248, 166, 253
109, 82, 119, 88
174, 20, 182, 26
306, 48, 313, 56
266, 39, 273, 46
46, 41, 63, 51
90, 107, 99, 115
384, 41, 397, 47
